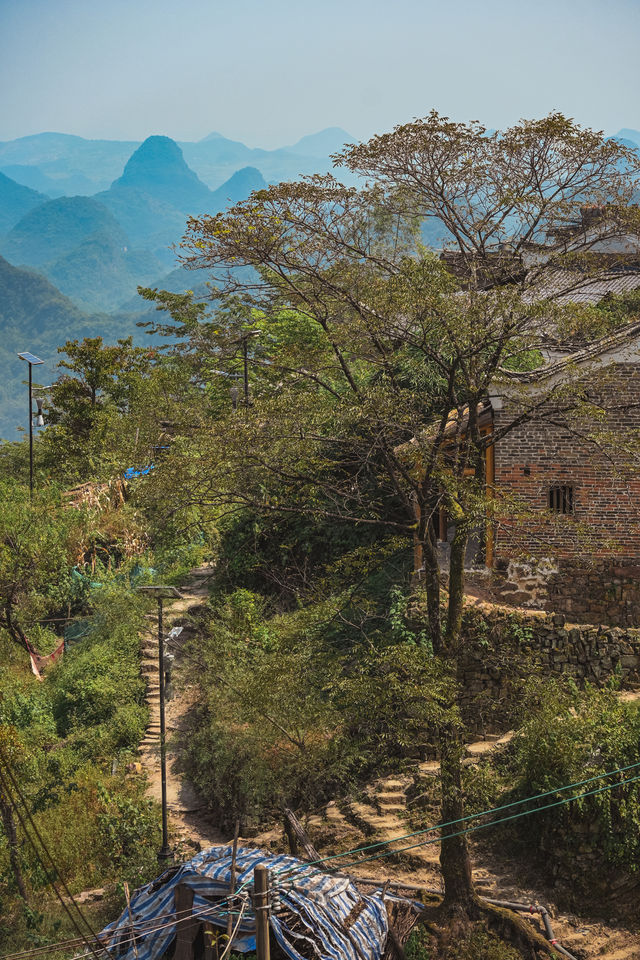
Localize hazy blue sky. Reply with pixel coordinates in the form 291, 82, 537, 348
1, 0, 638, 146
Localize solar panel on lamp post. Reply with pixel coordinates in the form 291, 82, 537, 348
136, 585, 183, 862
17, 352, 44, 498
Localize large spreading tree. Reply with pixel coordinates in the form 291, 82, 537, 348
147, 113, 639, 934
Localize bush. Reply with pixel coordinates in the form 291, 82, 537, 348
182, 590, 454, 830
498, 682, 640, 874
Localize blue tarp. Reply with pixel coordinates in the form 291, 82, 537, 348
99, 845, 408, 960
124, 465, 154, 480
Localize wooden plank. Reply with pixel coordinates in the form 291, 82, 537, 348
254, 865, 271, 960
123, 882, 139, 960
283, 806, 321, 861
174, 883, 199, 960
226, 821, 240, 940
485, 434, 495, 568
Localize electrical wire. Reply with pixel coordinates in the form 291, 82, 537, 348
307, 770, 640, 878
217, 898, 249, 960
271, 756, 640, 882
0, 893, 242, 960
0, 756, 106, 960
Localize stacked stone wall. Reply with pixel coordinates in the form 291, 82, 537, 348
459, 602, 640, 733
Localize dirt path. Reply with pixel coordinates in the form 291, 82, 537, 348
135, 579, 640, 956
253, 689, 640, 960
137, 565, 224, 853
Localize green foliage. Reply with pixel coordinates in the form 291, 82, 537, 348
0, 481, 79, 653
406, 926, 521, 960
0, 582, 155, 915
95, 785, 160, 884
499, 682, 640, 872
38, 336, 154, 481
182, 582, 455, 830
405, 925, 433, 960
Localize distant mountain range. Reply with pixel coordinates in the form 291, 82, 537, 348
0, 127, 357, 437
0, 127, 355, 195
0, 124, 637, 440
0, 136, 270, 312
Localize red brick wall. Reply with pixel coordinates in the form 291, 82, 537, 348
491, 362, 640, 624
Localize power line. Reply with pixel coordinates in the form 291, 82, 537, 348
305, 770, 640, 878
272, 756, 640, 881
0, 888, 250, 960
0, 749, 106, 960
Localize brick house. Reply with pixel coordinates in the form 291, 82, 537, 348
421, 317, 640, 626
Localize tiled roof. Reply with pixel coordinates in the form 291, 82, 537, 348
500, 318, 640, 384
527, 269, 640, 304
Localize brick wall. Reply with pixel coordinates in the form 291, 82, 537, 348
491, 362, 640, 624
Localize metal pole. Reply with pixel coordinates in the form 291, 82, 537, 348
253, 864, 270, 960
157, 597, 171, 861
243, 335, 249, 407
28, 362, 33, 498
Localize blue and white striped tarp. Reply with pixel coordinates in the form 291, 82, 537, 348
99, 845, 403, 960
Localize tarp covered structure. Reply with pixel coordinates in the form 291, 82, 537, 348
99, 845, 413, 960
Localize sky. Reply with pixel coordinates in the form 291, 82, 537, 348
0, 0, 639, 147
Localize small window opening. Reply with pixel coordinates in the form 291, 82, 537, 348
548, 484, 574, 514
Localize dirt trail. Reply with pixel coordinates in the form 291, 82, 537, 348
137, 565, 224, 853
254, 689, 640, 960
136, 576, 640, 956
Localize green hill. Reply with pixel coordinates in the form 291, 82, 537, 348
0, 195, 166, 311
0, 172, 48, 233
1, 195, 127, 267
0, 254, 150, 438
46, 229, 163, 312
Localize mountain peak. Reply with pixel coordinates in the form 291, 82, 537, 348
289, 127, 355, 157
116, 135, 197, 185
211, 167, 268, 207
110, 135, 213, 213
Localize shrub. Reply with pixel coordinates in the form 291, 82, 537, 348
499, 683, 640, 873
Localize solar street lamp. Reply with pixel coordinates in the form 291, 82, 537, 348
34, 397, 45, 427
17, 352, 44, 497
229, 329, 260, 408
136, 585, 183, 862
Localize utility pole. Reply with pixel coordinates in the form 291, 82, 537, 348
17, 352, 44, 498
229, 329, 259, 409
253, 864, 271, 960
136, 584, 182, 862
156, 595, 169, 860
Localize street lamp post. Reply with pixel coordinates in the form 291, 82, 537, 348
136, 584, 183, 862
229, 329, 260, 408
17, 352, 44, 497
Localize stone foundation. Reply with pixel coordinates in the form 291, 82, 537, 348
459, 601, 640, 733
471, 556, 640, 627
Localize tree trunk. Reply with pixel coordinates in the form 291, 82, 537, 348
438, 720, 474, 907
440, 524, 474, 909
0, 789, 28, 900
445, 526, 468, 647
421, 523, 442, 653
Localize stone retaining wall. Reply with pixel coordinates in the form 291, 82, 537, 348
459, 601, 640, 733
487, 556, 640, 627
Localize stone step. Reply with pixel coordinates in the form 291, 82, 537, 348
596, 946, 640, 960
376, 791, 405, 803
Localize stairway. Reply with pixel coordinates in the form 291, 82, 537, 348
270, 723, 640, 960
137, 565, 215, 753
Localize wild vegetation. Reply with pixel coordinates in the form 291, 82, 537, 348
1, 113, 640, 957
